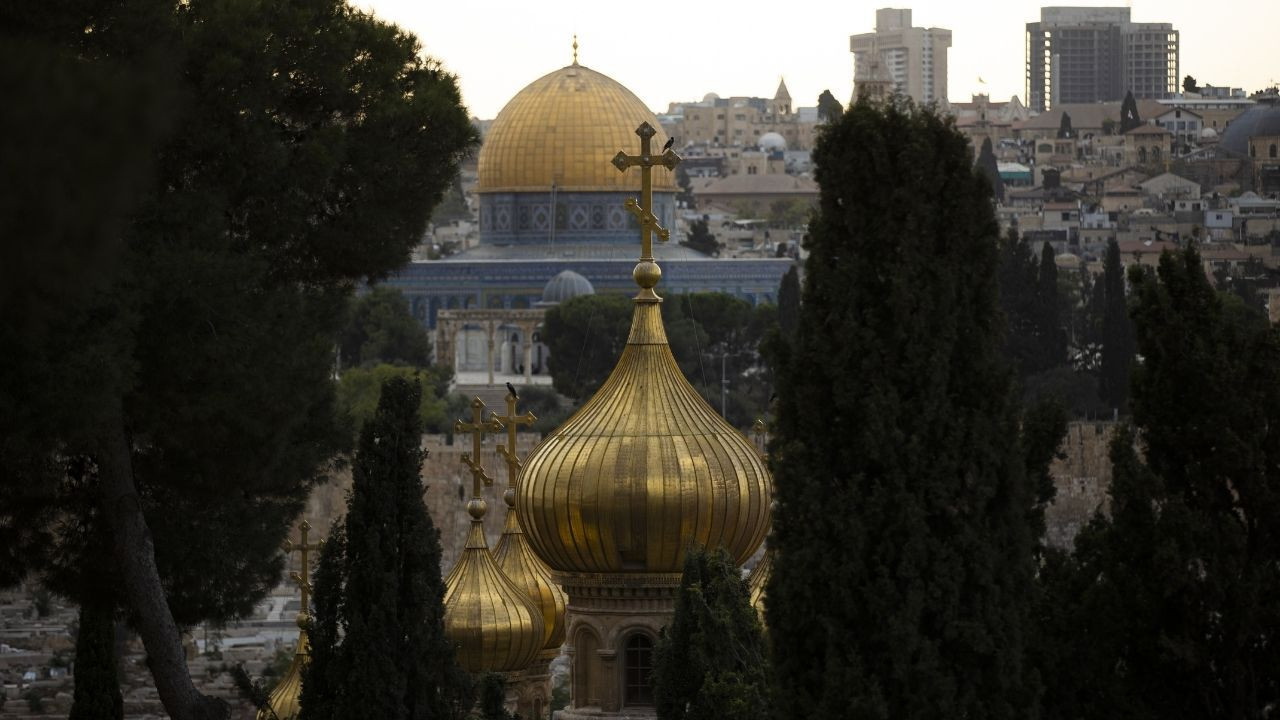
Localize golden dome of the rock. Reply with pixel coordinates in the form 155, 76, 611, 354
516, 281, 772, 575
477, 62, 676, 193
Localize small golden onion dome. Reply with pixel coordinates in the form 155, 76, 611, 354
494, 489, 568, 651
477, 63, 676, 193
443, 519, 545, 673
746, 549, 773, 623
255, 615, 309, 720
516, 292, 772, 574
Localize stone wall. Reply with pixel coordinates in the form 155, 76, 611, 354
1044, 421, 1119, 549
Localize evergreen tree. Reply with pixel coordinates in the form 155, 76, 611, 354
817, 90, 844, 124
339, 287, 434, 369
69, 601, 123, 720
0, 3, 475, 717
776, 266, 801, 341
1040, 247, 1280, 718
1056, 112, 1074, 139
300, 377, 473, 720
1036, 242, 1066, 368
476, 674, 514, 720
681, 217, 719, 256
976, 137, 1004, 203
768, 99, 1042, 719
1120, 91, 1142, 133
1098, 239, 1134, 414
1182, 75, 1199, 94
654, 548, 769, 720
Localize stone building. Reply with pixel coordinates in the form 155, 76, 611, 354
850, 8, 951, 106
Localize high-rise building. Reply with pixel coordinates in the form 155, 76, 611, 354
1026, 7, 1179, 112
850, 8, 951, 105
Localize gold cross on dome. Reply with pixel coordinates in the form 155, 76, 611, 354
612, 122, 681, 262
455, 397, 501, 499
491, 390, 536, 487
282, 520, 322, 618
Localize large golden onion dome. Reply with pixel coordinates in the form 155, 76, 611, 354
443, 400, 544, 673
477, 61, 676, 193
516, 259, 772, 574
256, 623, 306, 720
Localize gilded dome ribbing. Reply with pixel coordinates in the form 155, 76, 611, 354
516, 281, 772, 574
477, 63, 676, 193
494, 497, 568, 650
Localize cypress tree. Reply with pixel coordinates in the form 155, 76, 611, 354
768, 99, 1041, 719
1098, 239, 1133, 414
976, 138, 1004, 203
654, 547, 769, 720
69, 600, 123, 720
776, 266, 801, 341
300, 377, 472, 720
1036, 242, 1066, 369
1041, 247, 1280, 718
1120, 91, 1142, 133
1057, 112, 1074, 139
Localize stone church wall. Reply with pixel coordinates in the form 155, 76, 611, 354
1044, 421, 1120, 549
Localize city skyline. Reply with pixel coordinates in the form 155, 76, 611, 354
360, 0, 1279, 120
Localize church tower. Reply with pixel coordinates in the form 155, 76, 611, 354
516, 123, 773, 718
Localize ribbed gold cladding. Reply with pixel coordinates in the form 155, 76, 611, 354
494, 509, 568, 650
516, 301, 772, 573
443, 522, 545, 673
256, 632, 307, 720
477, 64, 675, 193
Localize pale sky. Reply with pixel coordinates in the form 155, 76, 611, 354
360, 1, 1279, 119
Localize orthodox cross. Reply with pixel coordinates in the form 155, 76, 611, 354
612, 122, 681, 262
455, 397, 501, 499
281, 520, 321, 618
492, 391, 537, 487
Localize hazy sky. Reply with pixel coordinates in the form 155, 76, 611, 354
359, 1, 1279, 119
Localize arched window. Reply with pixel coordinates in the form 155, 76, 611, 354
623, 634, 655, 706
1271, 143, 1277, 159
573, 628, 599, 708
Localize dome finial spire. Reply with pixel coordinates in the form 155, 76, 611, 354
572, 34, 578, 65
611, 122, 682, 301
454, 397, 500, 523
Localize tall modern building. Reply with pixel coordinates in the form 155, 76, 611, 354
1026, 7, 1179, 112
850, 8, 951, 105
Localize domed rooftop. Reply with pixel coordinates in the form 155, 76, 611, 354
759, 132, 787, 152
477, 62, 676, 193
1219, 99, 1280, 155
1200, 126, 1218, 139
541, 269, 595, 305
517, 264, 772, 575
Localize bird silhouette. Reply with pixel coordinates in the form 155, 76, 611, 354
662, 137, 675, 152
506, 382, 518, 400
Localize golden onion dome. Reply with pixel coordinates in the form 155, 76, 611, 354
516, 264, 772, 574
443, 518, 545, 673
494, 489, 568, 651
256, 617, 307, 720
477, 61, 676, 193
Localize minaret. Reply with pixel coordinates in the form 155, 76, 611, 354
442, 399, 544, 676
517, 123, 773, 718
255, 521, 320, 720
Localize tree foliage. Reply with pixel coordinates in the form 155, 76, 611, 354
817, 90, 844, 124
542, 292, 777, 428
0, 2, 476, 717
1098, 239, 1134, 413
998, 232, 1066, 381
1057, 112, 1074, 139
69, 601, 123, 720
768, 98, 1044, 719
1120, 90, 1142, 133
301, 377, 473, 720
654, 547, 770, 720
681, 217, 719, 256
976, 137, 1004, 203
1039, 247, 1280, 718
1183, 75, 1199, 94
335, 364, 455, 436
339, 286, 434, 369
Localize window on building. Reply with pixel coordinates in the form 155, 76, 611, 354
624, 634, 655, 706
748, 166, 758, 175
1271, 144, 1277, 159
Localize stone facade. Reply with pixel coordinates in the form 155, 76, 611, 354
1045, 421, 1119, 549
